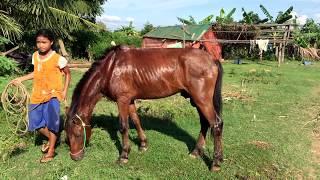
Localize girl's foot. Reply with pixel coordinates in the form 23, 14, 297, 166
40, 153, 55, 163
41, 143, 50, 153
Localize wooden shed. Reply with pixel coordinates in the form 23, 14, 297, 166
142, 24, 222, 60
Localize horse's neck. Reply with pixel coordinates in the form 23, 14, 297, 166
76, 76, 103, 121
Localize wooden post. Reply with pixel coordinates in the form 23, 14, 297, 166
278, 43, 282, 67
281, 26, 288, 63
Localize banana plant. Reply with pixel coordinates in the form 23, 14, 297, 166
241, 8, 268, 24
216, 8, 236, 24
259, 5, 293, 24
177, 15, 214, 25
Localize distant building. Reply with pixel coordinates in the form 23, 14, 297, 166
142, 24, 222, 61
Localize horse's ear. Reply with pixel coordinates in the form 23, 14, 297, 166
64, 99, 70, 116
65, 106, 70, 116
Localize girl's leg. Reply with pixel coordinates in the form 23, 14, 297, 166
40, 129, 57, 162
47, 130, 57, 157
38, 127, 50, 138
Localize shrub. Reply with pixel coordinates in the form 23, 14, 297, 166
0, 56, 19, 76
88, 31, 142, 60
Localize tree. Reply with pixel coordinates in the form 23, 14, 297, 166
115, 21, 139, 37
0, 0, 107, 41
294, 19, 320, 48
140, 22, 155, 36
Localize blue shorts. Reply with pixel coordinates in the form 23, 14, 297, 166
28, 98, 60, 133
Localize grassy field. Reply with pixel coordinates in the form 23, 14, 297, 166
1, 60, 320, 179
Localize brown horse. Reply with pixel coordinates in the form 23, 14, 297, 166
65, 45, 223, 171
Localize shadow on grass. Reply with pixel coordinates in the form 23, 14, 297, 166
91, 113, 213, 170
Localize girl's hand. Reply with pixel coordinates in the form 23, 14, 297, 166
11, 78, 21, 85
61, 90, 67, 101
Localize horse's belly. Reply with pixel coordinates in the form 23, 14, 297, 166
134, 82, 181, 99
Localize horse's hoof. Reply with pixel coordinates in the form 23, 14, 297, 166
189, 153, 199, 159
139, 146, 148, 152
210, 165, 221, 172
118, 158, 128, 164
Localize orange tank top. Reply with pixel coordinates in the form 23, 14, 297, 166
30, 51, 63, 104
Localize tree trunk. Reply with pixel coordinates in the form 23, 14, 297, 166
58, 38, 69, 58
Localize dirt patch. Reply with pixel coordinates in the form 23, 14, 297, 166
223, 84, 253, 102
70, 67, 89, 72
248, 140, 272, 150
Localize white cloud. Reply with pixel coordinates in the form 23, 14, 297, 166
297, 15, 308, 25
97, 15, 122, 22
97, 15, 137, 30
290, 11, 308, 25
125, 17, 135, 22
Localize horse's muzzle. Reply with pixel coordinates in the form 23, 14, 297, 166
70, 150, 84, 161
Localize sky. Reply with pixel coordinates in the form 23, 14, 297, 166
96, 0, 320, 30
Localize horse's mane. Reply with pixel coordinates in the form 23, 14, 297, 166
70, 46, 122, 111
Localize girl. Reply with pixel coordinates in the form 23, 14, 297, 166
12, 29, 71, 163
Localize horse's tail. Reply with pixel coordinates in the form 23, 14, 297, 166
213, 60, 223, 118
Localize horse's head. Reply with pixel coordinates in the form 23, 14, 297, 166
65, 111, 92, 161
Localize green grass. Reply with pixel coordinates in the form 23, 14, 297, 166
1, 60, 320, 179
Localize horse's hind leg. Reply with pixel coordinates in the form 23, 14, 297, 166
189, 91, 223, 172
196, 101, 223, 171
129, 103, 148, 151
190, 105, 209, 158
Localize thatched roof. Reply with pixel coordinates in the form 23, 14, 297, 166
211, 23, 260, 40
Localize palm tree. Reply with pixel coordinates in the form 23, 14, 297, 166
0, 10, 22, 41
0, 0, 107, 41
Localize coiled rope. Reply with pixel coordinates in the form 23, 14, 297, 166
1, 81, 30, 136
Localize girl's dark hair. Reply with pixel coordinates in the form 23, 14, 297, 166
35, 29, 55, 42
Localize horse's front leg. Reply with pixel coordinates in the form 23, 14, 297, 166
117, 99, 131, 164
129, 103, 148, 151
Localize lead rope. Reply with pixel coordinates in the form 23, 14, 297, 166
1, 81, 30, 135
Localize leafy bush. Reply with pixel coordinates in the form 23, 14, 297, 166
0, 56, 19, 76
88, 31, 142, 60
0, 36, 10, 52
